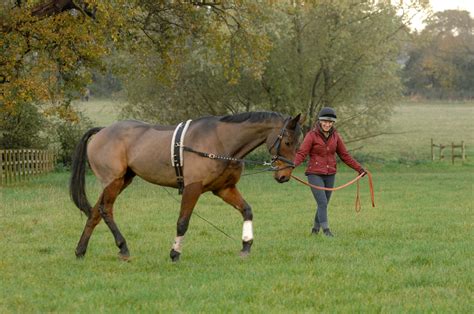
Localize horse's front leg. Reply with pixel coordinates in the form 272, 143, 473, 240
214, 185, 253, 257
170, 181, 203, 262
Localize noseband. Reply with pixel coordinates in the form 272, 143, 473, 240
268, 117, 296, 171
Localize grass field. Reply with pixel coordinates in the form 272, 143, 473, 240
1, 165, 472, 312
73, 99, 126, 127
1, 100, 473, 312
363, 101, 474, 161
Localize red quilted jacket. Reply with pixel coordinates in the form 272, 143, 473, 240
294, 126, 362, 175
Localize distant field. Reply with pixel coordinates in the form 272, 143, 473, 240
362, 102, 474, 161
75, 99, 474, 162
73, 99, 126, 127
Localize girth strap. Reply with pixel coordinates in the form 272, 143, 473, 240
171, 120, 192, 194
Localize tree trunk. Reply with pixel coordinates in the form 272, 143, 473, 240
31, 0, 95, 19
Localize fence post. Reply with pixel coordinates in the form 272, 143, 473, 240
33, 150, 38, 175
50, 150, 55, 171
1, 150, 5, 183
16, 150, 20, 182
439, 144, 445, 160
21, 149, 25, 180
28, 149, 32, 176
11, 150, 15, 183
5, 150, 9, 184
8, 150, 13, 183
4, 150, 8, 184
15, 150, 19, 182
452, 142, 455, 165
42, 150, 45, 173
0, 150, 3, 185
39, 150, 43, 174
431, 138, 434, 161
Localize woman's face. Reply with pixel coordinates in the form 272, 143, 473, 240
320, 120, 334, 132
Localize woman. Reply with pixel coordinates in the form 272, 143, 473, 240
294, 107, 365, 237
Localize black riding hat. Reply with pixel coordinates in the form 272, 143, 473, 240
318, 107, 337, 122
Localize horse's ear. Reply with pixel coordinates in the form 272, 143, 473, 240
288, 113, 303, 129
299, 113, 306, 126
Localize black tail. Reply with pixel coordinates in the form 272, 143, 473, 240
70, 127, 104, 218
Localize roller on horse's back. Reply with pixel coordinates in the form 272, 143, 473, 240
70, 112, 303, 262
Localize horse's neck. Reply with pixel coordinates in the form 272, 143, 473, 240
222, 120, 280, 158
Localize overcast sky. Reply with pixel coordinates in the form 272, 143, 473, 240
429, 0, 474, 15
408, 0, 474, 30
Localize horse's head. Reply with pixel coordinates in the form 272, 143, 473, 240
267, 114, 304, 183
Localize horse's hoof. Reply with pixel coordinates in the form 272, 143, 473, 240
241, 240, 253, 257
118, 254, 131, 262
170, 249, 181, 262
239, 250, 250, 258
75, 250, 85, 259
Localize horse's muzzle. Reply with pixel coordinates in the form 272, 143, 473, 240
276, 175, 290, 183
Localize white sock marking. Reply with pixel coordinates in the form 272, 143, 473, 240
172, 236, 184, 253
242, 220, 253, 242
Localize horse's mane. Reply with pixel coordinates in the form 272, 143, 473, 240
219, 112, 283, 123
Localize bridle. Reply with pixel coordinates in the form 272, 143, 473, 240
268, 117, 296, 171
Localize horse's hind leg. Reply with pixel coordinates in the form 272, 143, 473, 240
75, 171, 134, 259
99, 177, 131, 260
214, 185, 253, 257
75, 205, 102, 258
170, 181, 203, 262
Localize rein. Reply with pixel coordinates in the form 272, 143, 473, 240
161, 187, 237, 241
290, 171, 375, 212
182, 146, 274, 167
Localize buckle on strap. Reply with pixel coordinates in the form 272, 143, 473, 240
271, 155, 295, 168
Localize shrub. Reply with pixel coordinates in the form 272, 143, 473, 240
0, 102, 47, 149
53, 113, 93, 167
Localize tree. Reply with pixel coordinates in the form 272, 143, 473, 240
0, 0, 132, 149
1, 0, 123, 107
122, 1, 426, 145
2, 0, 273, 125
1, 0, 433, 153
258, 1, 420, 141
403, 10, 474, 99
120, 0, 273, 123
2, 1, 267, 148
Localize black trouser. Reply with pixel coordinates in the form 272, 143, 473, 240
307, 174, 335, 230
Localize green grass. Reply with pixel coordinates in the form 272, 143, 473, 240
0, 164, 472, 312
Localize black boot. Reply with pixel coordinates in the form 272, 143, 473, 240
323, 228, 334, 237
311, 227, 320, 235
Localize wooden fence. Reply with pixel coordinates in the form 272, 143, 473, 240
431, 139, 466, 164
0, 149, 56, 185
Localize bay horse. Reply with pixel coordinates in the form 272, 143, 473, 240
70, 112, 302, 262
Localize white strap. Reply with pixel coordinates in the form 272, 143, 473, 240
179, 120, 192, 166
170, 122, 183, 167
